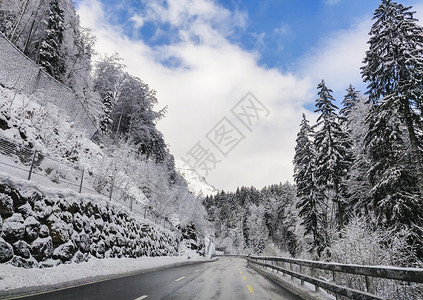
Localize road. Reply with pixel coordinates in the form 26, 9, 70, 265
17, 257, 301, 300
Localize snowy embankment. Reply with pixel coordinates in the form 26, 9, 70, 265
0, 254, 212, 296
0, 173, 215, 297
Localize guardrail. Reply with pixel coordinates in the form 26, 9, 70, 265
247, 255, 423, 300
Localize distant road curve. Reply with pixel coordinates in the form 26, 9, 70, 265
13, 257, 301, 300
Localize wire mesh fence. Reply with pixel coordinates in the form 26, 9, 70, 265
0, 135, 175, 231
0, 32, 97, 138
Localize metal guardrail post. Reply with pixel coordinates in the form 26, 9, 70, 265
27, 150, 37, 180
332, 270, 339, 300
300, 265, 304, 285
79, 169, 84, 193
109, 174, 115, 201
290, 262, 293, 280
365, 275, 374, 294
311, 267, 319, 292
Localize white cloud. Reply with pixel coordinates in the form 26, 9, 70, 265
76, 0, 313, 191
134, 0, 247, 43
130, 14, 144, 29
78, 0, 423, 191
324, 0, 342, 5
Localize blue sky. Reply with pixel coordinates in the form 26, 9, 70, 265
74, 0, 384, 71
221, 0, 375, 71
75, 0, 423, 191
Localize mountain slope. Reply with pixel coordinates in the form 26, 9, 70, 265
176, 161, 219, 197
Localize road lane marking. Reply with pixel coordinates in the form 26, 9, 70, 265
175, 276, 186, 282
247, 285, 254, 293
239, 271, 243, 275
195, 270, 200, 272
242, 276, 246, 280
134, 296, 148, 300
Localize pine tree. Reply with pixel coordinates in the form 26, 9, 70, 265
293, 113, 325, 256
361, 0, 423, 193
339, 85, 360, 218
313, 80, 350, 234
343, 97, 372, 217
339, 84, 360, 126
364, 105, 419, 229
38, 0, 66, 78
361, 0, 423, 250
99, 91, 114, 134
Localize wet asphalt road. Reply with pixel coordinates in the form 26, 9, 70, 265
16, 257, 302, 300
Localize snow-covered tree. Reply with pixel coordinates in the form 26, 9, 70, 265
246, 203, 269, 254
99, 91, 114, 134
362, 0, 423, 192
293, 113, 325, 256
313, 80, 350, 233
0, 0, 47, 49
38, 0, 66, 78
1, 0, 98, 114
364, 105, 421, 229
343, 97, 372, 216
339, 84, 360, 127
93, 55, 168, 162
262, 182, 298, 256
361, 1, 423, 255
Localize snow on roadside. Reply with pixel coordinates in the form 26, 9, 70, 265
0, 254, 211, 292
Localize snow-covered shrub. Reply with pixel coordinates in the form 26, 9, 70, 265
245, 203, 269, 255
323, 216, 423, 299
261, 242, 291, 257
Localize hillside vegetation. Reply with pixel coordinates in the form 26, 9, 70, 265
0, 0, 212, 263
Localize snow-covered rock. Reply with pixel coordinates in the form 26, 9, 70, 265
8, 255, 38, 268
39, 224, 49, 238
30, 237, 53, 261
24, 216, 40, 242
12, 240, 31, 259
0, 193, 13, 218
2, 213, 25, 243
0, 237, 13, 263
48, 216, 72, 245
53, 240, 76, 262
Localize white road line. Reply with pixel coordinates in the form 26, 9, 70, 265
134, 295, 148, 300
175, 276, 186, 282
195, 270, 200, 272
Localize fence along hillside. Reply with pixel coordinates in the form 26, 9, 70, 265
0, 32, 97, 138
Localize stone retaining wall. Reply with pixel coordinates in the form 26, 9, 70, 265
0, 182, 178, 268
